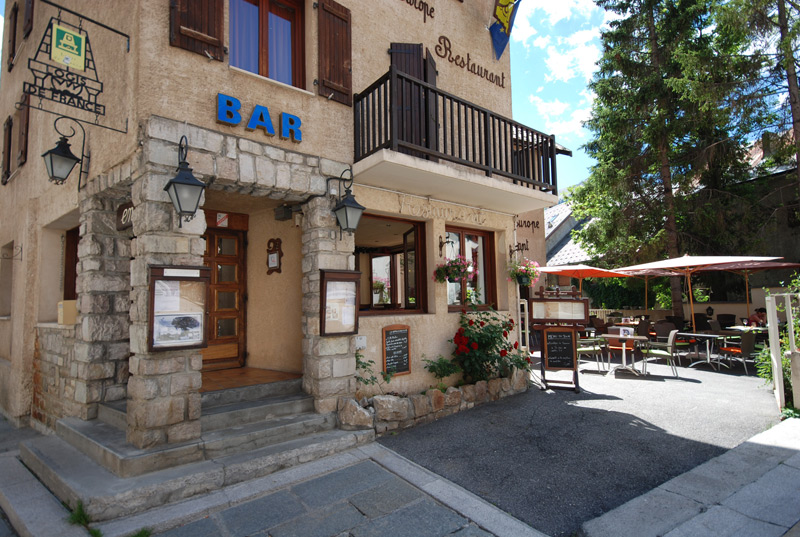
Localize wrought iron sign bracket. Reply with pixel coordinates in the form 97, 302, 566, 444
0, 245, 23, 261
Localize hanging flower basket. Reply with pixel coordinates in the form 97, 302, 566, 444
507, 258, 540, 288
433, 256, 477, 283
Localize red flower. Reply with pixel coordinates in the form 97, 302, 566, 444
471, 342, 479, 350
525, 356, 532, 364
462, 309, 467, 314
468, 320, 474, 326
500, 349, 507, 357
514, 341, 519, 349
480, 321, 485, 327
458, 345, 468, 354
509, 318, 515, 324
503, 330, 508, 338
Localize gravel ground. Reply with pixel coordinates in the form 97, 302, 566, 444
379, 358, 781, 537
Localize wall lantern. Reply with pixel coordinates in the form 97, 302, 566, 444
328, 168, 365, 235
42, 117, 90, 190
164, 136, 207, 227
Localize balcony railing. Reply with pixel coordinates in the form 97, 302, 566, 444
354, 66, 559, 194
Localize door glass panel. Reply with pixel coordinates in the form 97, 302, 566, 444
371, 255, 391, 306
217, 318, 237, 337
217, 237, 237, 256
446, 231, 462, 305
218, 264, 237, 283
464, 234, 486, 304
217, 291, 237, 310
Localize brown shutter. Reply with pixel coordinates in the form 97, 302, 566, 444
22, 0, 34, 38
7, 3, 19, 72
2, 117, 13, 185
18, 94, 29, 167
389, 43, 423, 80
318, 0, 352, 106
169, 0, 224, 61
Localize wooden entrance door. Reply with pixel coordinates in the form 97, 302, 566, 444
202, 212, 248, 371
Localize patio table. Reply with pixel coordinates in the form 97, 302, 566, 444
678, 332, 726, 370
599, 334, 649, 377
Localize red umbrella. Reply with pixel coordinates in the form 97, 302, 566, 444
538, 264, 631, 293
616, 255, 782, 326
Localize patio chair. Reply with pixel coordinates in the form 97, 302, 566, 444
717, 313, 737, 329
640, 329, 679, 377
635, 320, 651, 338
666, 316, 686, 330
708, 319, 721, 332
718, 331, 758, 375
578, 338, 607, 372
693, 313, 711, 331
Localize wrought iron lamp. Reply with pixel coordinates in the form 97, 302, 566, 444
164, 136, 207, 227
328, 168, 365, 235
42, 117, 89, 190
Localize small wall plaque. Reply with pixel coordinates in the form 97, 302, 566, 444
267, 238, 283, 274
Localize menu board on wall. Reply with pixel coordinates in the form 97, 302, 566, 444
148, 265, 210, 352
383, 325, 410, 376
320, 270, 361, 337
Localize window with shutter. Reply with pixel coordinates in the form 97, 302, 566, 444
169, 0, 224, 61
18, 94, 30, 167
229, 0, 305, 88
2, 117, 13, 185
318, 0, 351, 106
7, 3, 19, 72
23, 0, 34, 38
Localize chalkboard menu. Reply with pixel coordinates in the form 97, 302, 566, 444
543, 328, 576, 371
383, 325, 410, 375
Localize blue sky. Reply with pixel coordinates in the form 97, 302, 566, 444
509, 0, 616, 194
0, 0, 602, 193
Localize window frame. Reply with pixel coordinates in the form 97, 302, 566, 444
2, 116, 13, 185
355, 214, 427, 316
445, 225, 497, 311
229, 0, 306, 89
7, 2, 19, 72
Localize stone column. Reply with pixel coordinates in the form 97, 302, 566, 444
127, 161, 206, 448
71, 195, 133, 420
301, 196, 358, 413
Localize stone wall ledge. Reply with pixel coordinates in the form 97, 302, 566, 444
337, 368, 530, 433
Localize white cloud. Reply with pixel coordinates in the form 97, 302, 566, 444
543, 41, 600, 83
522, 0, 598, 26
533, 35, 551, 49
544, 107, 593, 140
529, 95, 570, 118
536, 86, 544, 93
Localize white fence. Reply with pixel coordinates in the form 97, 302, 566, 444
765, 293, 800, 409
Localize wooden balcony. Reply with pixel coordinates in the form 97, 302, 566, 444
353, 66, 563, 212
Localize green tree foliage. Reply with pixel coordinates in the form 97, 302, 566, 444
568, 0, 772, 314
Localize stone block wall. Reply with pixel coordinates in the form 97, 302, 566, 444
338, 369, 530, 433
33, 325, 79, 429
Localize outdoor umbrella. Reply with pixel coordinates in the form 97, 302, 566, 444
616, 255, 781, 328
537, 264, 631, 293
693, 260, 800, 317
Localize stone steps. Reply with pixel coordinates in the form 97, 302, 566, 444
20, 427, 374, 522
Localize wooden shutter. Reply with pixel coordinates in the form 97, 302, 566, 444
169, 0, 224, 61
17, 94, 29, 167
318, 0, 352, 106
2, 117, 12, 185
389, 43, 423, 80
7, 3, 18, 72
22, 0, 34, 38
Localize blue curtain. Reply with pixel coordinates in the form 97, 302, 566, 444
268, 11, 292, 85
230, 0, 259, 74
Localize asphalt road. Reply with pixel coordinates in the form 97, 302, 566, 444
379, 359, 781, 537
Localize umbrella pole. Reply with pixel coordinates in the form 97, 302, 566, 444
745, 271, 751, 318
688, 273, 696, 330
645, 276, 649, 311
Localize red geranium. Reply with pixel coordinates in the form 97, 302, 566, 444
471, 342, 479, 350
500, 349, 508, 357
514, 341, 519, 349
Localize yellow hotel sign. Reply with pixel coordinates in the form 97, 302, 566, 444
50, 23, 86, 71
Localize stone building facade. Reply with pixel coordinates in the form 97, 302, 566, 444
0, 0, 562, 452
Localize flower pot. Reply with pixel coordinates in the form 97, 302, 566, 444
447, 276, 459, 283
516, 274, 531, 286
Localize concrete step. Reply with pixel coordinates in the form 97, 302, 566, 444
97, 400, 126, 431
202, 412, 337, 459
200, 392, 315, 432
200, 378, 303, 407
19, 427, 374, 522
55, 407, 337, 478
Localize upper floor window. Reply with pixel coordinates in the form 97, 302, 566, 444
444, 226, 496, 308
229, 0, 305, 88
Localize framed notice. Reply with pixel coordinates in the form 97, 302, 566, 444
530, 299, 589, 325
148, 265, 210, 352
320, 270, 361, 336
